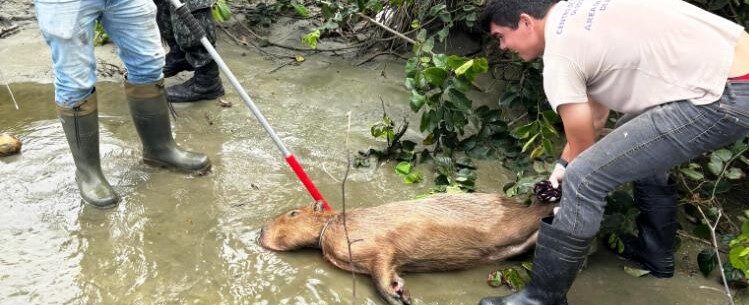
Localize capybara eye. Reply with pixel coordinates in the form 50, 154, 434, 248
288, 210, 299, 217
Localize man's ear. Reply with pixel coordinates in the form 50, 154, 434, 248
518, 13, 533, 29
311, 201, 324, 212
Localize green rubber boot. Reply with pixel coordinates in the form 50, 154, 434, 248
57, 92, 119, 208
125, 80, 211, 174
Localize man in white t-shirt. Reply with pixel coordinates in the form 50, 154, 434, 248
478, 0, 749, 304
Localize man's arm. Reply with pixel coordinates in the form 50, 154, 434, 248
558, 100, 607, 163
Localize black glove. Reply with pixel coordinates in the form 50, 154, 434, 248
533, 180, 561, 203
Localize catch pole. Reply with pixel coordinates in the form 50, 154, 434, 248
168, 0, 331, 210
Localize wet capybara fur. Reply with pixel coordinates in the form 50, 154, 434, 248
259, 193, 555, 305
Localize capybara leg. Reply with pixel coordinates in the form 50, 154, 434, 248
371, 260, 412, 305
488, 230, 540, 261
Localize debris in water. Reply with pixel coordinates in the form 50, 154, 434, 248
0, 133, 21, 156
217, 98, 232, 108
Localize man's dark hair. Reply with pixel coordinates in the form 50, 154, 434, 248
479, 0, 558, 31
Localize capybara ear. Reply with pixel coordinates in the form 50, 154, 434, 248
311, 201, 324, 212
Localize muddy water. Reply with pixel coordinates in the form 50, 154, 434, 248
0, 41, 740, 304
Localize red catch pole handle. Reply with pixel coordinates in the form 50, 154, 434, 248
285, 154, 332, 211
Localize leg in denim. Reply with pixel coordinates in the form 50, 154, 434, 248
554, 84, 749, 238
613, 112, 673, 206
100, 0, 164, 85
35, 0, 104, 107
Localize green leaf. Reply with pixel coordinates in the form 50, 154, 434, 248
726, 167, 744, 180
698, 249, 717, 277
428, 3, 447, 16
512, 122, 536, 139
421, 37, 435, 53
437, 27, 449, 42
470, 58, 489, 74
301, 29, 321, 49
730, 245, 749, 278
291, 2, 310, 17
623, 265, 651, 277
739, 155, 749, 166
395, 161, 412, 176
542, 138, 554, 156
416, 29, 427, 42
211, 0, 232, 22
446, 55, 468, 70
714, 149, 733, 162
455, 59, 474, 76
521, 133, 540, 153
423, 67, 448, 86
404, 171, 423, 184
432, 54, 448, 69
447, 88, 472, 111
410, 91, 426, 112
521, 261, 533, 272
680, 168, 704, 180
501, 268, 527, 291
708, 159, 724, 176
486, 270, 503, 287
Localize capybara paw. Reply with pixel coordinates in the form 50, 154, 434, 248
390, 278, 412, 305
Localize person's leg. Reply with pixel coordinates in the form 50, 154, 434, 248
124, 80, 211, 173
35, 0, 99, 107
165, 6, 224, 103
615, 173, 679, 277
480, 85, 749, 305
555, 95, 749, 239
101, 0, 211, 173
154, 0, 193, 77
609, 114, 679, 278
36, 0, 119, 207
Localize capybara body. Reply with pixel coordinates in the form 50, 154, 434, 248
259, 193, 554, 305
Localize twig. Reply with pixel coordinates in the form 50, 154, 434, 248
218, 25, 285, 59
0, 24, 19, 38
268, 59, 297, 74
0, 68, 19, 110
696, 206, 735, 305
355, 51, 408, 66
321, 162, 342, 183
341, 111, 356, 303
507, 112, 528, 127
677, 230, 727, 254
356, 12, 417, 46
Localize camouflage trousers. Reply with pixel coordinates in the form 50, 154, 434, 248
154, 0, 217, 69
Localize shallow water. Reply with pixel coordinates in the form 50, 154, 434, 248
0, 40, 741, 305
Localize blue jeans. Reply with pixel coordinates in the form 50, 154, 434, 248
35, 0, 165, 108
554, 81, 749, 238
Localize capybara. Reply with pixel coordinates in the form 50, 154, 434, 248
259, 193, 555, 305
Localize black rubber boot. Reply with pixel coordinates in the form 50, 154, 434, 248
165, 61, 224, 103
57, 92, 119, 208
479, 217, 592, 305
616, 179, 678, 278
163, 43, 193, 78
125, 80, 211, 173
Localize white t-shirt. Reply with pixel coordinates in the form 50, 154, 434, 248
543, 0, 744, 114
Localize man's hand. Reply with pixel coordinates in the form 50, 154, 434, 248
548, 161, 566, 189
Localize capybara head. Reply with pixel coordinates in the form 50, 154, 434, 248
259, 201, 330, 251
